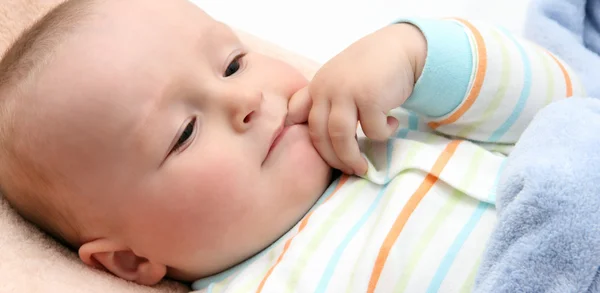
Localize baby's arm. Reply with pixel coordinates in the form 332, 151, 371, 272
401, 18, 584, 145
473, 97, 600, 292
299, 18, 584, 174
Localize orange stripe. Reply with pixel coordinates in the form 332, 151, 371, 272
367, 140, 461, 293
428, 19, 487, 129
546, 51, 573, 97
255, 175, 350, 293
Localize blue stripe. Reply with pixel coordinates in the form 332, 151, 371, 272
395, 112, 419, 139
314, 141, 395, 293
315, 176, 343, 205
385, 138, 393, 182
396, 128, 411, 139
207, 283, 215, 293
408, 112, 419, 130
426, 202, 491, 292
488, 30, 532, 142
314, 183, 391, 293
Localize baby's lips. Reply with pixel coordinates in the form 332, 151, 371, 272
284, 116, 295, 126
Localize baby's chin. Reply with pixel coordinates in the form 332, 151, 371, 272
274, 123, 332, 191
279, 124, 327, 166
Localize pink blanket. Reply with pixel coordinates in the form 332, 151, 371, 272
0, 195, 189, 292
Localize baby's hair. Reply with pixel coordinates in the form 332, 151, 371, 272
0, 0, 97, 248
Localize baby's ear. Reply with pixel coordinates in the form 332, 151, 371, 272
79, 239, 166, 286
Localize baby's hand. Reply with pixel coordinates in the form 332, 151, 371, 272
287, 23, 426, 175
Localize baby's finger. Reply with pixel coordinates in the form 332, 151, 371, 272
329, 100, 366, 175
286, 86, 312, 125
308, 99, 351, 174
358, 102, 398, 141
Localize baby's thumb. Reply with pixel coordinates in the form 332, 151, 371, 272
286, 86, 312, 125
387, 116, 399, 133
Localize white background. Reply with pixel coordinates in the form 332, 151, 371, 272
191, 0, 532, 63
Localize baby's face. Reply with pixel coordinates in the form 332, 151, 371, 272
32, 0, 330, 280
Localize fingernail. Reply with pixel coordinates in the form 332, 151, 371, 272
388, 117, 400, 131
358, 162, 368, 176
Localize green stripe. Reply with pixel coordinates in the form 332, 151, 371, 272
344, 175, 402, 292
284, 180, 369, 292
481, 142, 512, 154
457, 28, 511, 139
235, 243, 282, 292
459, 256, 482, 292
394, 147, 485, 292
215, 280, 228, 293
394, 192, 465, 292
345, 133, 439, 292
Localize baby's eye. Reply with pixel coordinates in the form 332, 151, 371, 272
224, 54, 244, 77
170, 118, 196, 155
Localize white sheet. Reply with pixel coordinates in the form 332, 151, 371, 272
191, 0, 532, 63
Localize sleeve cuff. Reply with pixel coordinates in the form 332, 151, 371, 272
396, 18, 474, 118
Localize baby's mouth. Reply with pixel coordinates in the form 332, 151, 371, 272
268, 125, 289, 154
263, 117, 294, 165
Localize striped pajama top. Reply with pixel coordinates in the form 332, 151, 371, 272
192, 18, 584, 293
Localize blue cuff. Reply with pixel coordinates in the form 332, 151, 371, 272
397, 18, 473, 118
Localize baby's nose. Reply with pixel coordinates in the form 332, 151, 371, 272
226, 89, 263, 133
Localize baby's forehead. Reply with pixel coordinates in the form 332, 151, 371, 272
93, 0, 217, 35
49, 0, 220, 75
36, 1, 235, 115
37, 0, 216, 99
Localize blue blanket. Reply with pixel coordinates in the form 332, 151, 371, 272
474, 0, 600, 292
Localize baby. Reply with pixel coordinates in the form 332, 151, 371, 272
0, 0, 583, 292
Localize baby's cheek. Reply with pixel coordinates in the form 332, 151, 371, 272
288, 126, 325, 164
178, 156, 257, 226
280, 66, 308, 97
132, 156, 256, 265
279, 126, 331, 195
260, 55, 308, 96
